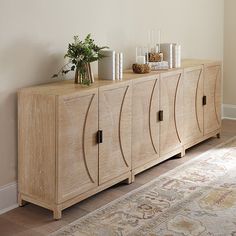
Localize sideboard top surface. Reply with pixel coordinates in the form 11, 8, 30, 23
18, 59, 220, 96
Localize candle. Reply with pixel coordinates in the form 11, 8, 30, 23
115, 53, 120, 80
158, 30, 161, 53
136, 56, 146, 64
119, 53, 123, 80
155, 45, 159, 53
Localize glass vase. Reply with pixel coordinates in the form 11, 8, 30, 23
74, 62, 94, 86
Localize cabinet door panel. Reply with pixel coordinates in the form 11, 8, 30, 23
99, 82, 132, 184
132, 76, 159, 169
58, 90, 98, 203
183, 66, 204, 144
160, 70, 184, 156
204, 64, 221, 135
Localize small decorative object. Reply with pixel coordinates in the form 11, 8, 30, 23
52, 34, 108, 85
98, 50, 124, 81
115, 52, 123, 80
132, 63, 151, 74
136, 47, 148, 64
115, 53, 120, 80
147, 29, 164, 63
119, 52, 123, 80
98, 50, 115, 80
148, 52, 163, 62
174, 44, 181, 68
160, 43, 181, 69
133, 47, 150, 74
149, 61, 169, 70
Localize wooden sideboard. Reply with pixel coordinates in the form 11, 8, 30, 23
18, 59, 221, 219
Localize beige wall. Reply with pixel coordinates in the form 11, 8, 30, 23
224, 0, 236, 105
0, 0, 224, 187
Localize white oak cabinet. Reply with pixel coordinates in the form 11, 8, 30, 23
18, 83, 132, 219
131, 62, 221, 177
18, 60, 221, 219
182, 62, 221, 149
131, 70, 184, 178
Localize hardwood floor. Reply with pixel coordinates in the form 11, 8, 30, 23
0, 119, 235, 236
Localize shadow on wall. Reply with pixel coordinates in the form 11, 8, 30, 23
0, 39, 64, 186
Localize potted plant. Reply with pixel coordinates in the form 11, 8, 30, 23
53, 34, 108, 85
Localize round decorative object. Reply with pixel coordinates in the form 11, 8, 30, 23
132, 63, 151, 74
148, 52, 163, 62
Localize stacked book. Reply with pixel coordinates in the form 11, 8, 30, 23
149, 61, 169, 70
98, 50, 123, 81
160, 43, 181, 69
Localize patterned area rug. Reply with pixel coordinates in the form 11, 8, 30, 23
51, 137, 236, 236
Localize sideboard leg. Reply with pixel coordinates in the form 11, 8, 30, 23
18, 193, 27, 207
181, 149, 186, 157
123, 175, 132, 185
53, 208, 62, 220
131, 173, 135, 183
176, 149, 185, 158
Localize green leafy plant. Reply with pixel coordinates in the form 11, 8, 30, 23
53, 34, 108, 85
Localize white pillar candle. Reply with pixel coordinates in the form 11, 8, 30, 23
115, 53, 120, 80
136, 56, 146, 64
154, 45, 159, 53
158, 30, 161, 53
119, 53, 123, 80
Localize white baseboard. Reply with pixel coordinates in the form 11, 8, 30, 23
222, 104, 236, 120
0, 182, 18, 215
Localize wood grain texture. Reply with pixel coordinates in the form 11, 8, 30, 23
203, 63, 222, 135
57, 89, 98, 203
17, 60, 222, 219
99, 82, 132, 185
18, 92, 56, 204
132, 76, 160, 170
183, 66, 204, 145
4, 121, 233, 236
160, 70, 184, 156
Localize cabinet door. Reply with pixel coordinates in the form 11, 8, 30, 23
160, 70, 184, 156
132, 76, 160, 169
183, 66, 204, 144
99, 82, 132, 185
57, 89, 98, 203
204, 64, 221, 135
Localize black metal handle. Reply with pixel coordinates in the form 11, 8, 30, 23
97, 130, 103, 144
203, 96, 207, 106
158, 110, 164, 122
